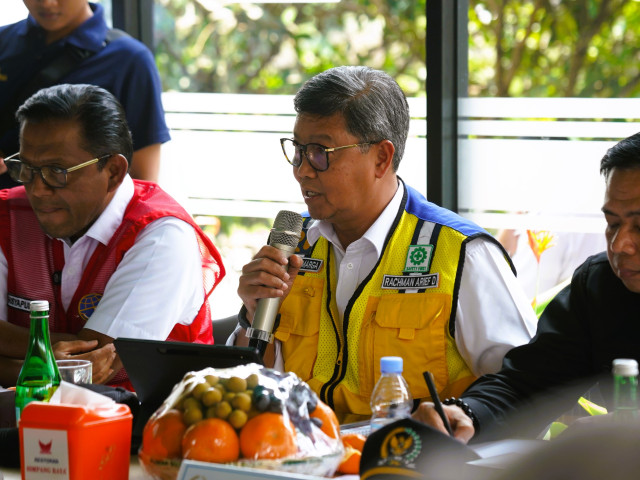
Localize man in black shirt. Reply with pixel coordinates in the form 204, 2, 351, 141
414, 132, 640, 442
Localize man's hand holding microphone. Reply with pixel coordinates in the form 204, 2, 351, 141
237, 211, 303, 363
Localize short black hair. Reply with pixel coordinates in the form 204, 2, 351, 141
293, 66, 409, 171
16, 84, 133, 166
600, 132, 640, 178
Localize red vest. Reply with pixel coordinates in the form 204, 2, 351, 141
0, 181, 225, 387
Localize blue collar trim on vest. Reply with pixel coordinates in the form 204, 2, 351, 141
403, 182, 488, 237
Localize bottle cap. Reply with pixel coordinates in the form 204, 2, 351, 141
613, 358, 639, 376
29, 300, 49, 312
380, 356, 403, 374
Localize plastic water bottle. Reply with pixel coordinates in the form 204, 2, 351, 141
613, 358, 639, 423
370, 356, 413, 431
15, 300, 60, 421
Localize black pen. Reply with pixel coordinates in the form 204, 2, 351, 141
423, 371, 453, 436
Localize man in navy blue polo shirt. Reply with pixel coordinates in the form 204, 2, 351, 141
0, 0, 170, 186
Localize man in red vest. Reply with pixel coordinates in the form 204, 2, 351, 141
0, 84, 224, 389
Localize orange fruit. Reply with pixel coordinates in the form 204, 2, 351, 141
341, 432, 366, 452
239, 412, 298, 460
309, 400, 340, 439
182, 418, 240, 463
337, 445, 362, 474
141, 409, 187, 459
337, 432, 366, 474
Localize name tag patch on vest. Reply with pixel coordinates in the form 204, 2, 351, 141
404, 244, 434, 273
300, 257, 323, 273
78, 293, 103, 321
382, 273, 439, 290
8, 295, 32, 312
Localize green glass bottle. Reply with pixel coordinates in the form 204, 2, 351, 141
15, 300, 61, 422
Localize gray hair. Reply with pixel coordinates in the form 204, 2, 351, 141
293, 66, 410, 171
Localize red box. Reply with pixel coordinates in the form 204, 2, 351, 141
19, 402, 132, 480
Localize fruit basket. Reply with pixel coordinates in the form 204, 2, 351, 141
138, 363, 344, 480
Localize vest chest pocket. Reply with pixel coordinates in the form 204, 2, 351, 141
359, 293, 452, 400
275, 276, 324, 381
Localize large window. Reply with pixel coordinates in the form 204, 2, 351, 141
457, 0, 640, 301
460, 0, 640, 234
153, 1, 426, 96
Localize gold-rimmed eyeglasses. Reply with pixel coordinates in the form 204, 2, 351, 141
4, 153, 112, 189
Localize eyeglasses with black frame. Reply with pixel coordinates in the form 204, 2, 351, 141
4, 153, 112, 189
280, 138, 381, 172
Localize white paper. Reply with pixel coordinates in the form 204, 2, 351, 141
48, 381, 114, 406
468, 439, 544, 469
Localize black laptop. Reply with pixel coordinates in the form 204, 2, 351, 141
114, 337, 262, 451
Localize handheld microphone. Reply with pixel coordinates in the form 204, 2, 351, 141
247, 210, 303, 355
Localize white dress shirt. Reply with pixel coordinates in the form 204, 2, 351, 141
231, 182, 537, 376
0, 175, 204, 340
509, 229, 606, 299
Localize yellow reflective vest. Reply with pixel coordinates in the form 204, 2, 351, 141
274, 183, 514, 416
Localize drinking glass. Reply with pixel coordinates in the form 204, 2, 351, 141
56, 359, 92, 385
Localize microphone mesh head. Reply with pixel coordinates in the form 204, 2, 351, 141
271, 210, 303, 248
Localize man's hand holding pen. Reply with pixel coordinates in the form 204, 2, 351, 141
412, 402, 476, 444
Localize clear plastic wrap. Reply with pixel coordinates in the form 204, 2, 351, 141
138, 363, 343, 479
